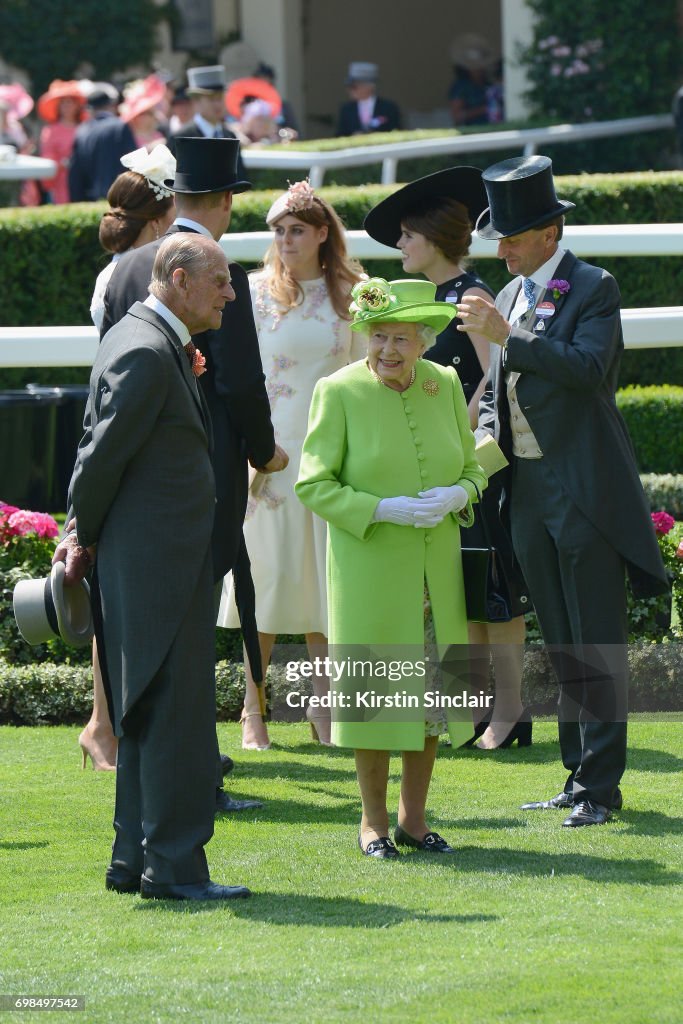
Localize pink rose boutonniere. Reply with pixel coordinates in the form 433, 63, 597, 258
191, 348, 207, 377
547, 278, 570, 301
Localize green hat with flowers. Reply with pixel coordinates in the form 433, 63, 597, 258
349, 278, 458, 333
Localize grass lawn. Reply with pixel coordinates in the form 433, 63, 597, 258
1, 719, 682, 1024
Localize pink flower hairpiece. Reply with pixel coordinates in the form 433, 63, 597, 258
547, 278, 570, 300
284, 178, 316, 213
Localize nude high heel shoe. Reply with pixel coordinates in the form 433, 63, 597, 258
240, 711, 271, 751
78, 729, 117, 771
305, 705, 332, 746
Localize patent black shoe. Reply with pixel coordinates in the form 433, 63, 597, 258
562, 800, 612, 828
140, 877, 251, 901
220, 753, 234, 777
358, 834, 400, 858
394, 825, 455, 854
521, 791, 573, 811
457, 711, 492, 749
494, 715, 532, 749
105, 866, 140, 894
215, 789, 263, 814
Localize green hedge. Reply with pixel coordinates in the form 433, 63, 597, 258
1, 642, 680, 725
617, 386, 683, 473
1, 171, 682, 389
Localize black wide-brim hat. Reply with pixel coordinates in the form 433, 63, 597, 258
363, 166, 487, 248
165, 137, 251, 195
476, 155, 575, 239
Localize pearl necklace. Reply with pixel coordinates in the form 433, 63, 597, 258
366, 360, 416, 391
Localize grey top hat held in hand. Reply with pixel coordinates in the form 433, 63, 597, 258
13, 561, 94, 648
476, 155, 575, 239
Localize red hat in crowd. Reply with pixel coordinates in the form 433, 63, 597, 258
37, 80, 87, 123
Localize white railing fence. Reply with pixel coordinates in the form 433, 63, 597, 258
241, 114, 675, 187
1, 223, 681, 367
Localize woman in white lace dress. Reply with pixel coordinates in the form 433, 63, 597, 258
218, 181, 365, 749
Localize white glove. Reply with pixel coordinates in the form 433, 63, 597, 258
373, 496, 436, 527
414, 485, 469, 527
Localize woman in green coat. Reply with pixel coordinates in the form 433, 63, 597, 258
296, 278, 487, 858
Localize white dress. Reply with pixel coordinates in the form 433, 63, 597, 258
90, 253, 124, 331
218, 271, 366, 634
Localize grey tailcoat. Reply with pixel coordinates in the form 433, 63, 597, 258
69, 302, 216, 732
478, 250, 668, 599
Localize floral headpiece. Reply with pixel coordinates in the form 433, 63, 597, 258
266, 179, 317, 224
349, 278, 395, 319
120, 143, 176, 200
348, 277, 458, 335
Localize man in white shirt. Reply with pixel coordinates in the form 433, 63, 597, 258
458, 156, 669, 828
170, 65, 247, 179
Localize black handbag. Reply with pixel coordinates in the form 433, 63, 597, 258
460, 483, 513, 623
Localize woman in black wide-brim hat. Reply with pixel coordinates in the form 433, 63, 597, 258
364, 167, 532, 750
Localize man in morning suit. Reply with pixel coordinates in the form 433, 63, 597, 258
101, 137, 287, 812
68, 85, 136, 201
56, 235, 250, 900
169, 65, 247, 181
457, 156, 669, 827
336, 62, 402, 136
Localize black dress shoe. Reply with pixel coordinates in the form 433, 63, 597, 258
358, 835, 400, 858
140, 877, 251, 901
215, 789, 263, 814
394, 825, 455, 853
562, 800, 612, 827
105, 866, 140, 894
220, 754, 234, 777
521, 791, 573, 811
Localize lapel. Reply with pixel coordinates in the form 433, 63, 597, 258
129, 304, 209, 436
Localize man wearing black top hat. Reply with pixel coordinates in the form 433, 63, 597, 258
457, 155, 669, 826
101, 137, 287, 813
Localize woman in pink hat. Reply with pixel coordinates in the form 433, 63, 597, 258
119, 75, 166, 150
36, 80, 86, 204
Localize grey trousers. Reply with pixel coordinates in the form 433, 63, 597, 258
511, 457, 628, 807
111, 550, 217, 884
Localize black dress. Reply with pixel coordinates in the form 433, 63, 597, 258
425, 272, 530, 618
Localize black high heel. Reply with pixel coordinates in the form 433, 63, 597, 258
457, 710, 492, 749
491, 713, 533, 749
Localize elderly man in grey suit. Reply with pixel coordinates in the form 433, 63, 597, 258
458, 156, 669, 828
55, 234, 250, 900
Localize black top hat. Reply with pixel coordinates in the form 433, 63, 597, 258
476, 155, 575, 239
363, 166, 487, 248
165, 137, 251, 194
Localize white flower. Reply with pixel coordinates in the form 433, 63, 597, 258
120, 143, 176, 200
